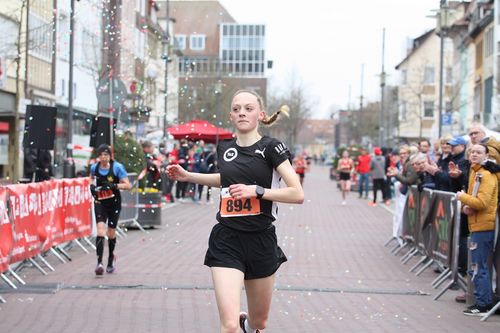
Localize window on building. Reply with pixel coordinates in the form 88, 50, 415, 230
423, 101, 434, 118
81, 28, 100, 68
175, 35, 186, 50
485, 76, 493, 115
423, 66, 435, 84
399, 102, 407, 121
190, 35, 205, 50
476, 40, 483, 69
485, 29, 494, 57
445, 67, 453, 85
58, 14, 70, 61
445, 101, 453, 113
401, 69, 407, 85
136, 0, 146, 16
28, 13, 53, 62
134, 29, 146, 59
60, 78, 65, 97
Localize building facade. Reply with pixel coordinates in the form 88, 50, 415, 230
165, 0, 267, 126
395, 30, 454, 141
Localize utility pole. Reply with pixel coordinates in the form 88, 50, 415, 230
359, 64, 364, 144
438, 0, 448, 138
379, 28, 386, 148
162, 0, 170, 140
215, 70, 222, 147
10, 0, 28, 182
24, 0, 30, 99
63, 0, 76, 178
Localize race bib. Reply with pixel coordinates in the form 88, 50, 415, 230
220, 187, 261, 217
97, 189, 115, 201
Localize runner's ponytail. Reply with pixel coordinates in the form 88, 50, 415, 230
261, 105, 290, 126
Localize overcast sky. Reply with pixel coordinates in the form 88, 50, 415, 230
219, 0, 441, 118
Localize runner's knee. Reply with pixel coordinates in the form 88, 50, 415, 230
107, 228, 116, 238
249, 315, 268, 331
96, 222, 106, 236
220, 318, 240, 333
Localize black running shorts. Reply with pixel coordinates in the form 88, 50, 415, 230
339, 172, 351, 181
204, 223, 287, 280
94, 203, 121, 229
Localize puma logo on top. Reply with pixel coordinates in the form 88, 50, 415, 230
255, 148, 266, 158
274, 143, 287, 155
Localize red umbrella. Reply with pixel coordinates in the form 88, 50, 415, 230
167, 119, 234, 143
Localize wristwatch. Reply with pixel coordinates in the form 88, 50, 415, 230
255, 185, 265, 199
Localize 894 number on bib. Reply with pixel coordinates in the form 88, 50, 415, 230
220, 187, 261, 217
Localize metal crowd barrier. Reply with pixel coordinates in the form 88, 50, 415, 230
118, 173, 146, 233
386, 185, 500, 322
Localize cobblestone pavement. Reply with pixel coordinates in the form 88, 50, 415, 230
0, 165, 498, 332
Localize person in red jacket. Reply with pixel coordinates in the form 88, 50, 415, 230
293, 153, 308, 186
356, 149, 371, 199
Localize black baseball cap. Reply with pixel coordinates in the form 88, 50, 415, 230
96, 144, 112, 155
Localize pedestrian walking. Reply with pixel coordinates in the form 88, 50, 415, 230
337, 150, 354, 205
89, 144, 131, 275
166, 89, 304, 333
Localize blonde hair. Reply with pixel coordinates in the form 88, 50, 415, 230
232, 89, 289, 126
439, 134, 453, 144
410, 152, 427, 164
398, 144, 409, 154
408, 145, 419, 157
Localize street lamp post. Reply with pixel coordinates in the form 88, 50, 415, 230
379, 28, 386, 148
437, 0, 449, 138
215, 79, 223, 147
162, 0, 170, 140
63, 0, 76, 178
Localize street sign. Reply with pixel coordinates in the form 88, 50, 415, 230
96, 74, 128, 111
442, 113, 452, 126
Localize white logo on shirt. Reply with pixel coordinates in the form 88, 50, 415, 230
255, 147, 266, 158
223, 147, 238, 162
274, 143, 287, 155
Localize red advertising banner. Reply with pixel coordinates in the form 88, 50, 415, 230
0, 187, 13, 272
39, 180, 65, 251
7, 183, 43, 263
61, 178, 92, 242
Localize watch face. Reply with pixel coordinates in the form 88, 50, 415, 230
256, 186, 264, 197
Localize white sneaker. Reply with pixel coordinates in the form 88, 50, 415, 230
342, 201, 346, 205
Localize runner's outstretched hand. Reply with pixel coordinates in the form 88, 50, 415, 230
166, 164, 190, 182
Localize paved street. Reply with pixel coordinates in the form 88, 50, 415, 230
0, 165, 498, 332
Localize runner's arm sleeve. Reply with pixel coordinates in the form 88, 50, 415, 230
114, 162, 128, 180
268, 138, 292, 168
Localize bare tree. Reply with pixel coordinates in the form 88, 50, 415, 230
264, 72, 314, 149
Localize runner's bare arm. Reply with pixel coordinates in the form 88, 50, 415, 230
118, 177, 131, 190
228, 160, 304, 204
166, 164, 221, 187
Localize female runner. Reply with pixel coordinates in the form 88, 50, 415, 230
337, 150, 354, 205
167, 90, 304, 333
